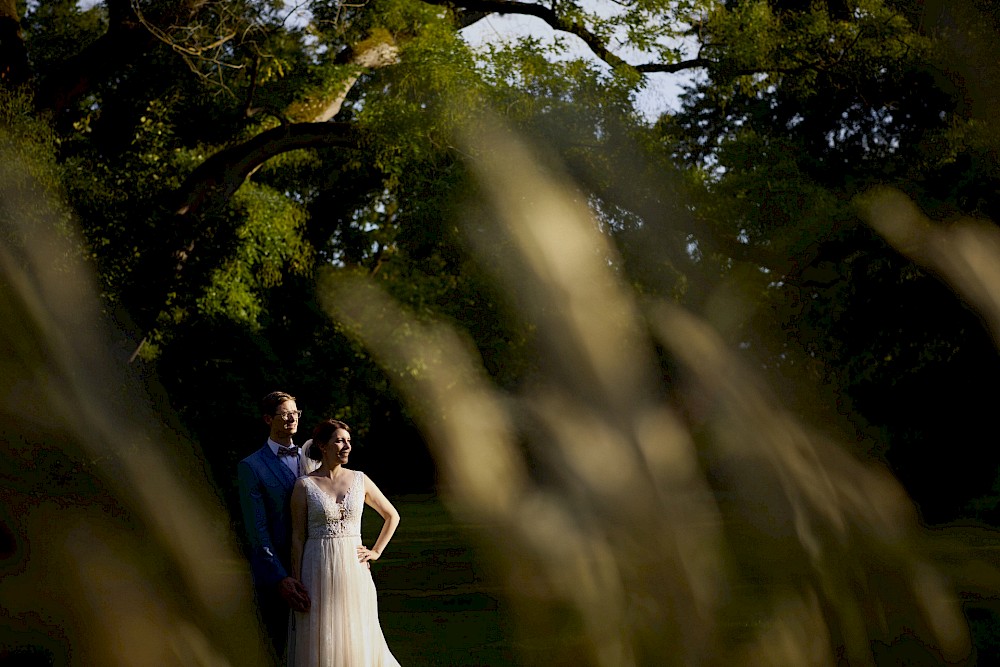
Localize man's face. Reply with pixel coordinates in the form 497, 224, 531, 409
266, 399, 300, 441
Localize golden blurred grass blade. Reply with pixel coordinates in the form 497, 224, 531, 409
322, 129, 976, 665
322, 127, 732, 665
460, 126, 732, 665
861, 187, 1000, 345
647, 300, 969, 665
323, 276, 649, 665
0, 149, 268, 664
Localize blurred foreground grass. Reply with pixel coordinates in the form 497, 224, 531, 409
371, 499, 1000, 666
376, 498, 1000, 666
9, 106, 1000, 664
321, 130, 1000, 666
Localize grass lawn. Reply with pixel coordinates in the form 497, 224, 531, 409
363, 495, 518, 667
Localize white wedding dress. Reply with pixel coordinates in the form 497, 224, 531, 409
287, 472, 400, 666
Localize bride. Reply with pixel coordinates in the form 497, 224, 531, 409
287, 419, 401, 666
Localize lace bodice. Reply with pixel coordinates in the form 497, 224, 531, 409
302, 472, 365, 539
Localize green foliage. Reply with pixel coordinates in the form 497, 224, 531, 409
356, 19, 484, 179
0, 88, 64, 196
197, 181, 313, 325
62, 96, 185, 307
0, 89, 75, 248
669, 0, 1000, 524
9, 0, 1000, 660
703, 0, 932, 100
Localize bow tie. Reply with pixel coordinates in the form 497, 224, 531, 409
277, 445, 299, 458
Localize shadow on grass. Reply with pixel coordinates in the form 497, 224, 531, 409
365, 495, 517, 667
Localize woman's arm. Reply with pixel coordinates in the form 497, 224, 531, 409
360, 474, 400, 562
290, 479, 308, 580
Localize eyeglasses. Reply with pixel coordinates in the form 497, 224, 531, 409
274, 410, 303, 421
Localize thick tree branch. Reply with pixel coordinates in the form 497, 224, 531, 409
435, 0, 633, 69
634, 58, 712, 74
313, 37, 400, 122
175, 121, 361, 218
455, 10, 490, 29
438, 0, 853, 81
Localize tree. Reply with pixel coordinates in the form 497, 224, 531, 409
665, 0, 1000, 523
0, 0, 705, 473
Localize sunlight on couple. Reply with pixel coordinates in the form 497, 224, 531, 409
237, 392, 400, 665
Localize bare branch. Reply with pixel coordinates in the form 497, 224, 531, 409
431, 0, 637, 70
129, 0, 246, 95
435, 0, 851, 81
429, 0, 711, 75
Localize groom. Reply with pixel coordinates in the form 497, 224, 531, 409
237, 391, 312, 659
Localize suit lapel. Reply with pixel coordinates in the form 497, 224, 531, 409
259, 444, 296, 488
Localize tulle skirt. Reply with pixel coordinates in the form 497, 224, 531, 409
287, 535, 400, 667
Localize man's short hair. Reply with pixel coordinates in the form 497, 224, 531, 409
261, 391, 296, 417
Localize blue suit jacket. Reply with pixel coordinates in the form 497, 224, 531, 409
237, 444, 302, 590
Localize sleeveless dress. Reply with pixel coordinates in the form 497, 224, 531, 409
287, 472, 400, 667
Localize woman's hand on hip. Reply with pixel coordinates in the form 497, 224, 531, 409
358, 545, 380, 563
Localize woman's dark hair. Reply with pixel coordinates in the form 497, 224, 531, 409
307, 419, 351, 461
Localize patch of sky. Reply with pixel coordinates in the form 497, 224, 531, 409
826, 106, 901, 153
280, 1, 313, 27
284, 189, 307, 204
685, 234, 701, 261
590, 195, 645, 234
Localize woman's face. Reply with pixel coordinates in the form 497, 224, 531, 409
324, 428, 351, 465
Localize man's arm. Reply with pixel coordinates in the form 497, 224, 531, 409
284, 479, 311, 612
237, 459, 289, 587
